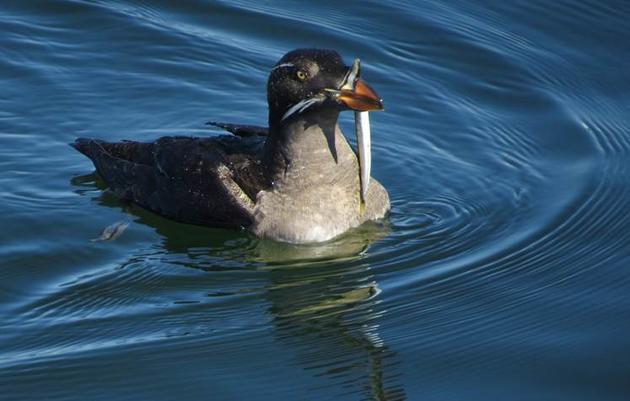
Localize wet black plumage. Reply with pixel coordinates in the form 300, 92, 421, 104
206, 121, 268, 137
72, 134, 267, 229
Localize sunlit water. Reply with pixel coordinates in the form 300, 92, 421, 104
2, 1, 630, 400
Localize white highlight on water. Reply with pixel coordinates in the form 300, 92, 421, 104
91, 220, 130, 242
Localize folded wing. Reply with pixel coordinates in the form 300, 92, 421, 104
72, 135, 267, 229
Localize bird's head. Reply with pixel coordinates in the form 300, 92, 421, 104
267, 49, 383, 128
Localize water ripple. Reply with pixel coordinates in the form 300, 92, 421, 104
2, 1, 630, 400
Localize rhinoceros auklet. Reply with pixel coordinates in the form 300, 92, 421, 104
72, 49, 390, 244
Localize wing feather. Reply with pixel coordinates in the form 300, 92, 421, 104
72, 135, 266, 229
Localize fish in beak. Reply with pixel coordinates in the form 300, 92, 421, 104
354, 110, 371, 204
336, 59, 384, 112
326, 59, 384, 204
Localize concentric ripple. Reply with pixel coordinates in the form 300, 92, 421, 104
1, 1, 630, 400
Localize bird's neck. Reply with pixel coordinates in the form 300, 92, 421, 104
263, 110, 357, 186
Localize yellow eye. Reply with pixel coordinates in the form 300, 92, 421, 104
296, 70, 307, 81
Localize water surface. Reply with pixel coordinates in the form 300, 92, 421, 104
1, 1, 630, 400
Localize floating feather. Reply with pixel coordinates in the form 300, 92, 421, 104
91, 220, 130, 242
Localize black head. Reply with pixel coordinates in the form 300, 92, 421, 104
267, 48, 383, 128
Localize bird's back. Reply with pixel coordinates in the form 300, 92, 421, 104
72, 135, 267, 229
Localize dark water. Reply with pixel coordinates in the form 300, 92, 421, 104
2, 1, 630, 400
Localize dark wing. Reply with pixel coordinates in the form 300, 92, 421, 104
71, 135, 267, 229
206, 121, 268, 137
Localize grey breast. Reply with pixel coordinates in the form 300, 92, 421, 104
251, 122, 389, 243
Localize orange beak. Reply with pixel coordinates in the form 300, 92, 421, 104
337, 79, 384, 111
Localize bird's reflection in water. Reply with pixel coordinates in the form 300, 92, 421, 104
73, 173, 406, 400
264, 262, 407, 401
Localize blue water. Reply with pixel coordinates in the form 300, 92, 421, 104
2, 1, 630, 400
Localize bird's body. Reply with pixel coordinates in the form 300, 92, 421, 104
73, 134, 265, 229
73, 49, 390, 244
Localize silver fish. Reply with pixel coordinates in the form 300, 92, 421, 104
355, 110, 371, 203
91, 221, 130, 242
